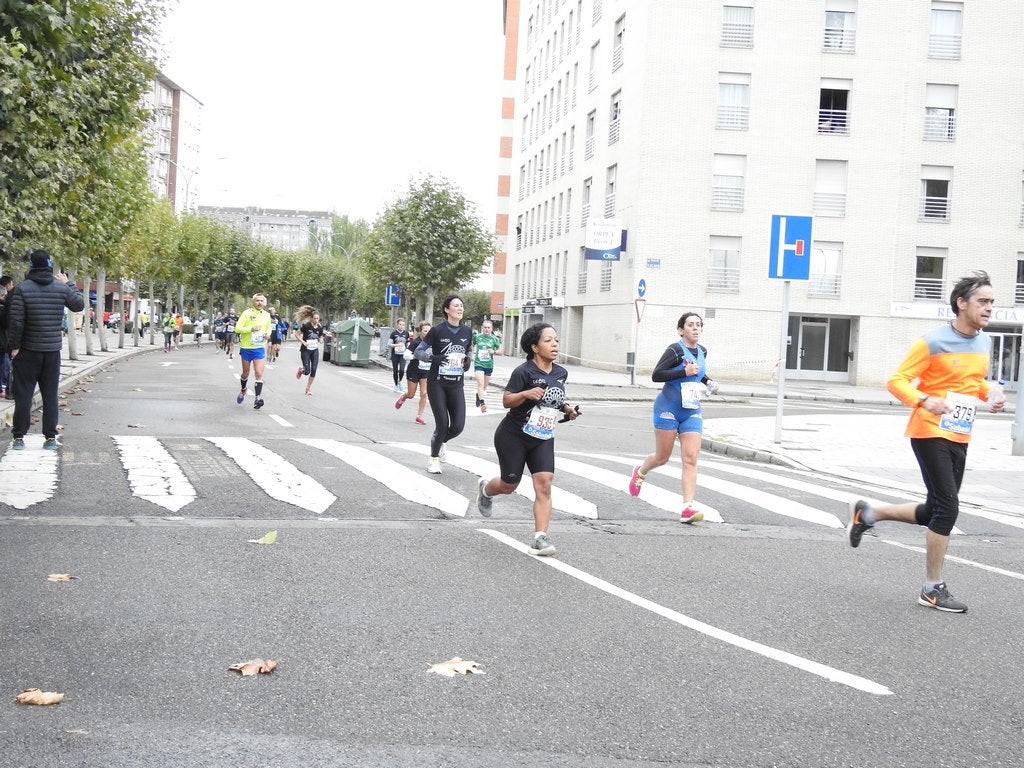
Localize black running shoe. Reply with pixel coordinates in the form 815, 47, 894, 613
848, 499, 873, 548
254, 398, 265, 410
918, 582, 968, 613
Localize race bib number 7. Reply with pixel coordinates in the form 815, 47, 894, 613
523, 405, 559, 440
939, 391, 976, 435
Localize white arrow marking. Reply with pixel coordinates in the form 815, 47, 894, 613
0, 436, 59, 509
206, 437, 335, 514
299, 440, 467, 518
389, 442, 597, 519
112, 435, 196, 512
479, 528, 893, 696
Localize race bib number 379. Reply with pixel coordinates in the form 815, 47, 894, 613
939, 391, 976, 435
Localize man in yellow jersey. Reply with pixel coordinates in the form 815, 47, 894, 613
234, 293, 273, 410
849, 271, 1005, 613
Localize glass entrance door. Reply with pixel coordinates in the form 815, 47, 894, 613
988, 330, 1021, 390
798, 321, 828, 372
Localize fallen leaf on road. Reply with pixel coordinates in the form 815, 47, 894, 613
247, 530, 277, 545
70, 412, 83, 416
127, 424, 145, 429
427, 657, 485, 677
228, 658, 279, 676
15, 688, 65, 705
47, 574, 77, 582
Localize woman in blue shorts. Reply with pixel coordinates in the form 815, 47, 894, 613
627, 312, 719, 523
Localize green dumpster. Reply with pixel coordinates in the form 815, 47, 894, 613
333, 319, 373, 366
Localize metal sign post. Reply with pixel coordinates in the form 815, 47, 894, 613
768, 215, 813, 444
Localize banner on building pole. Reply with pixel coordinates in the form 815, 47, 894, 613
584, 218, 623, 261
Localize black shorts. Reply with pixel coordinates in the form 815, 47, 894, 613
493, 418, 555, 485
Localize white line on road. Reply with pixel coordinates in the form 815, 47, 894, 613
882, 539, 1024, 581
112, 435, 196, 512
269, 414, 293, 428
0, 436, 59, 509
478, 528, 894, 696
389, 442, 598, 519
299, 439, 468, 518
555, 455, 725, 523
206, 437, 336, 514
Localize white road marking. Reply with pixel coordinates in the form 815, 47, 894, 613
479, 528, 893, 696
0, 436, 59, 509
269, 414, 293, 428
882, 540, 1024, 581
555, 456, 725, 523
205, 437, 336, 514
299, 439, 467, 518
112, 435, 196, 512
389, 442, 597, 519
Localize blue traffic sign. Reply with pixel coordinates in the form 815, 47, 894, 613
385, 284, 401, 306
637, 278, 647, 298
768, 215, 812, 280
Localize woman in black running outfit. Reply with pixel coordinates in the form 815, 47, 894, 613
475, 323, 579, 557
292, 305, 325, 396
395, 321, 432, 425
415, 294, 472, 474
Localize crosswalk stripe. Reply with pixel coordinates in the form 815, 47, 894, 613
112, 435, 196, 512
297, 439, 467, 518
389, 442, 598, 519
0, 436, 59, 509
205, 437, 336, 514
555, 456, 725, 523
572, 452, 839, 528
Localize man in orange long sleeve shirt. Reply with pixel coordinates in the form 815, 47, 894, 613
849, 271, 1005, 613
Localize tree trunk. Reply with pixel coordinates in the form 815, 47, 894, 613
81, 271, 96, 356
66, 268, 80, 361
424, 286, 437, 326
97, 265, 109, 352
148, 278, 156, 345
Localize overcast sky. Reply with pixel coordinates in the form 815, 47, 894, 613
157, 1, 505, 227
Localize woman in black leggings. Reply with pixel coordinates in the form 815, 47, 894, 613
415, 294, 473, 474
292, 305, 324, 396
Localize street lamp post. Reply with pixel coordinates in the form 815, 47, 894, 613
166, 157, 197, 213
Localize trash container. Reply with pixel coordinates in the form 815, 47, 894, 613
333, 319, 373, 366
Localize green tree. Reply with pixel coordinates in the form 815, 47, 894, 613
362, 176, 493, 321
459, 289, 493, 328
0, 0, 163, 257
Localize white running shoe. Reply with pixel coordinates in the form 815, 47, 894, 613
426, 457, 442, 474
438, 443, 448, 463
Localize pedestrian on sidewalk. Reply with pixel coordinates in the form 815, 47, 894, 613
472, 319, 503, 413
292, 305, 324, 396
394, 321, 431, 425
416, 294, 473, 474
5, 249, 85, 451
0, 274, 14, 398
235, 294, 273, 409
476, 322, 579, 556
849, 271, 1005, 614
628, 312, 719, 523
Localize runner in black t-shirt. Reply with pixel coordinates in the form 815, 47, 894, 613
292, 305, 325, 395
475, 323, 578, 556
415, 294, 473, 474
387, 319, 412, 392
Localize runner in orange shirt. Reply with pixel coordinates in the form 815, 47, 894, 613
848, 271, 1005, 613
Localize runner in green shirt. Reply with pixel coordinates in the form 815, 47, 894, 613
472, 320, 503, 413
234, 293, 273, 410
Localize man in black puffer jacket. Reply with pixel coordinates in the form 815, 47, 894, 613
6, 249, 85, 451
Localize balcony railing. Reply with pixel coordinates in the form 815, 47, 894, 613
813, 191, 846, 218
721, 22, 754, 48
919, 196, 950, 221
716, 104, 749, 130
1020, 202, 1024, 227
711, 185, 744, 211
585, 135, 595, 159
589, 70, 597, 92
817, 109, 849, 134
928, 33, 961, 59
600, 263, 612, 292
808, 274, 842, 298
923, 113, 956, 141
608, 119, 620, 145
592, 0, 602, 25
604, 194, 616, 217
914, 277, 945, 300
822, 27, 856, 53
707, 266, 740, 292
578, 271, 588, 294
1016, 282, 1024, 304
612, 44, 623, 71
581, 203, 590, 223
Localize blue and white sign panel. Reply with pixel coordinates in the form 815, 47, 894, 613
385, 284, 401, 306
584, 218, 622, 261
637, 279, 647, 298
768, 215, 812, 280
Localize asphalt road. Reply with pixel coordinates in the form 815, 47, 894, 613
1, 344, 1021, 767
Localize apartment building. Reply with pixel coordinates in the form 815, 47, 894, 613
499, 0, 1024, 387
198, 206, 333, 253
146, 73, 202, 215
